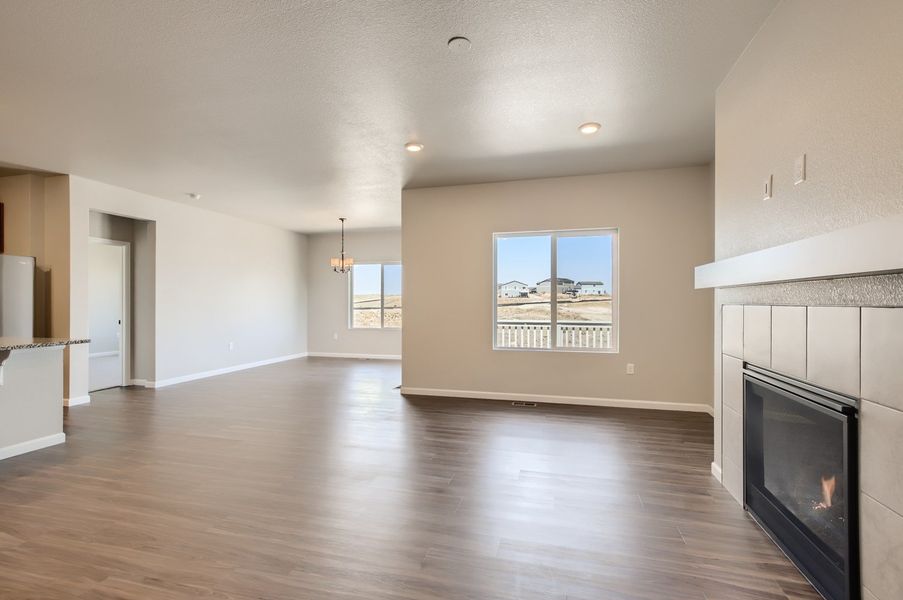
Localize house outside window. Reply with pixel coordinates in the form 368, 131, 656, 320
493, 229, 618, 352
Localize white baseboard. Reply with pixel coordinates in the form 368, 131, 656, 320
64, 395, 91, 407
711, 461, 723, 482
142, 352, 308, 389
308, 352, 401, 360
0, 432, 66, 460
398, 386, 713, 414
129, 379, 148, 387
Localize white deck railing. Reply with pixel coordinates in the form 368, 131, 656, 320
496, 321, 612, 349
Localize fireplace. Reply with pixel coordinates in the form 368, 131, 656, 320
743, 365, 859, 600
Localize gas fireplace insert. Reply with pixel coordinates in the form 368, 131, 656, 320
743, 365, 859, 600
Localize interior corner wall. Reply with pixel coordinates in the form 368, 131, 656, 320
712, 0, 903, 469
66, 176, 308, 399
306, 229, 401, 358
712, 4, 903, 598
42, 176, 72, 393
401, 166, 714, 410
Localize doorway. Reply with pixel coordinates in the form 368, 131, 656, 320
88, 238, 130, 391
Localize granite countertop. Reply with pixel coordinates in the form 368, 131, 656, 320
0, 337, 91, 351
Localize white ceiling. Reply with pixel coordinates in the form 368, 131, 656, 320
0, 1, 777, 232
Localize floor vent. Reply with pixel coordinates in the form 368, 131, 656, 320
512, 401, 537, 407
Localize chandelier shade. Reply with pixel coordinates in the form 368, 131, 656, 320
330, 217, 353, 274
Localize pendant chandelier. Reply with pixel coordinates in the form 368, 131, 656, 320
330, 217, 354, 274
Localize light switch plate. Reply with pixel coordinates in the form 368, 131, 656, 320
794, 154, 806, 185
763, 174, 773, 200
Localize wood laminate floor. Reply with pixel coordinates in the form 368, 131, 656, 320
0, 358, 819, 600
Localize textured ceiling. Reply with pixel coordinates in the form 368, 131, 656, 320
0, 0, 777, 232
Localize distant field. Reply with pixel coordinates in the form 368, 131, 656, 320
348, 293, 609, 327
497, 294, 612, 322
352, 294, 401, 328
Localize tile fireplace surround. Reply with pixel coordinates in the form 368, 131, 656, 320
716, 301, 903, 600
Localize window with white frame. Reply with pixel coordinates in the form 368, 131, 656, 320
493, 229, 618, 351
350, 263, 402, 329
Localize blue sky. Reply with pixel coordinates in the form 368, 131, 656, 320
497, 234, 612, 287
353, 264, 402, 295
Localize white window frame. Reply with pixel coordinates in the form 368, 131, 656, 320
349, 261, 402, 329
492, 228, 619, 353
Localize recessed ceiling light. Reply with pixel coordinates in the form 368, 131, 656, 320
186, 192, 202, 200
447, 36, 471, 53
578, 122, 601, 135
404, 142, 424, 153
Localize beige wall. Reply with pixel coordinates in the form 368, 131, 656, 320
715, 0, 903, 260
402, 166, 714, 410
64, 176, 308, 399
307, 229, 401, 358
0, 175, 44, 257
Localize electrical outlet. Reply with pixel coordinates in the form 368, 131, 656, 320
626, 363, 635, 375
763, 175, 773, 200
228, 341, 234, 351
794, 154, 806, 185
333, 332, 339, 340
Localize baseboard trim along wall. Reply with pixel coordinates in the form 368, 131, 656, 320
0, 433, 66, 461
711, 461, 723, 482
307, 352, 402, 360
399, 386, 715, 415
135, 352, 309, 389
64, 395, 91, 407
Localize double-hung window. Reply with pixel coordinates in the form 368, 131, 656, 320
493, 229, 618, 351
350, 263, 402, 329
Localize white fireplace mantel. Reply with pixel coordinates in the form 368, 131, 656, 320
695, 213, 903, 289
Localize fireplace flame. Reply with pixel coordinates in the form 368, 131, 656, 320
816, 474, 836, 510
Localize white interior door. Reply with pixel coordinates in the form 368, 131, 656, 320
89, 242, 126, 392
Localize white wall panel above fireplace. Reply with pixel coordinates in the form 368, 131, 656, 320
806, 307, 860, 397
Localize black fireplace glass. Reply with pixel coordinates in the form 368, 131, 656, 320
744, 368, 858, 600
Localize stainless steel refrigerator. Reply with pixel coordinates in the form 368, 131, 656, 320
0, 254, 35, 337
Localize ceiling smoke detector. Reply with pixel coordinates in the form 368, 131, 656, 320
186, 192, 202, 200
447, 36, 471, 53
